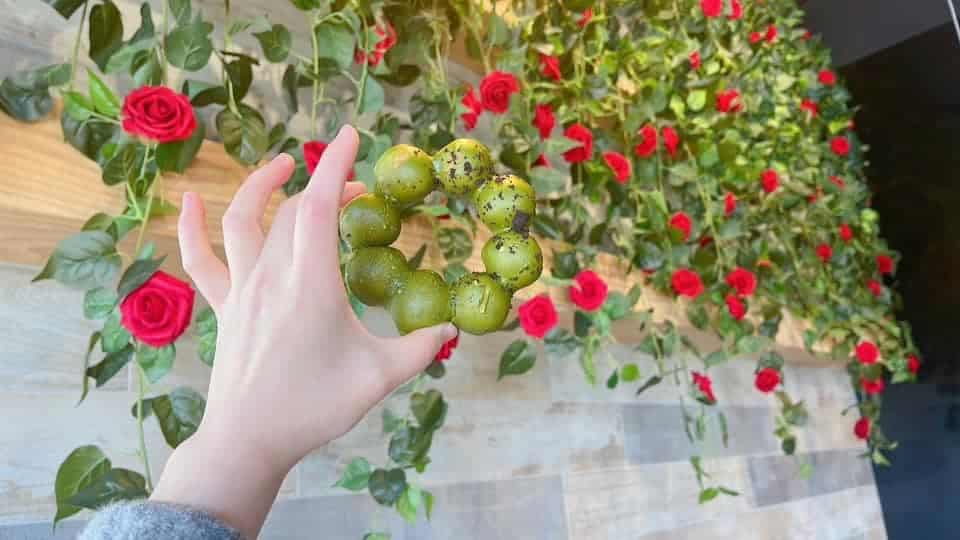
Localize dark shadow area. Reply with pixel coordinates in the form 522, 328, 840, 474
837, 22, 960, 539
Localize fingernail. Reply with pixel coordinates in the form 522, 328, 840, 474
444, 323, 459, 341
274, 152, 294, 166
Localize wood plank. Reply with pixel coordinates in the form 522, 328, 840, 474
0, 108, 830, 365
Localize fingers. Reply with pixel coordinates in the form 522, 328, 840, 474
341, 181, 366, 204
178, 192, 230, 311
293, 125, 360, 280
221, 153, 295, 286
380, 324, 459, 388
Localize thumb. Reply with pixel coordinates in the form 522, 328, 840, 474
383, 323, 459, 386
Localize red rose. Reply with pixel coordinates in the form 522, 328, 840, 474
120, 271, 195, 347
819, 70, 837, 86
755, 367, 781, 393
816, 243, 833, 263
662, 126, 680, 157
802, 30, 812, 41
716, 89, 742, 113
750, 32, 762, 44
861, 377, 885, 396
461, 111, 479, 130
540, 54, 562, 81
634, 124, 658, 158
801, 99, 818, 117
479, 71, 520, 114
533, 154, 550, 168
700, 0, 722, 17
304, 141, 355, 180
577, 8, 592, 28
876, 254, 894, 275
689, 51, 702, 70
856, 341, 879, 365
868, 280, 883, 297
726, 294, 746, 321
729, 0, 743, 19
761, 169, 779, 193
908, 354, 920, 374
854, 417, 871, 440
354, 21, 397, 65
569, 270, 608, 311
563, 123, 594, 163
672, 268, 704, 298
692, 371, 716, 404
518, 295, 558, 339
121, 86, 196, 143
831, 136, 851, 157
670, 212, 693, 241
461, 84, 483, 130
434, 335, 459, 363
765, 24, 778, 43
603, 151, 631, 184
808, 189, 821, 204
533, 104, 555, 139
724, 192, 737, 216
830, 175, 846, 189
839, 224, 854, 243
726, 267, 757, 297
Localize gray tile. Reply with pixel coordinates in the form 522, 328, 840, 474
263, 475, 568, 540
0, 518, 85, 540
748, 448, 874, 507
622, 404, 776, 464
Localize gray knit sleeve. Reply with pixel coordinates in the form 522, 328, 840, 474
78, 500, 244, 540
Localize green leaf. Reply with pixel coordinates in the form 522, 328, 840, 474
704, 349, 728, 367
131, 49, 163, 85
101, 143, 149, 186
281, 64, 300, 113
89, 1, 124, 71
382, 408, 403, 434
388, 425, 433, 467
498, 339, 536, 380
32, 231, 120, 289
423, 490, 434, 520
574, 311, 592, 337
217, 106, 268, 165
375, 65, 422, 87
289, 0, 322, 9
254, 24, 291, 62
54, 445, 111, 524
105, 40, 154, 74
83, 287, 117, 320
63, 91, 95, 121
687, 303, 709, 330
0, 63, 71, 121
137, 344, 175, 383
411, 390, 447, 431
358, 76, 385, 115
580, 349, 597, 385
86, 344, 134, 387
147, 387, 205, 448
363, 534, 391, 540
181, 79, 227, 107
129, 3, 155, 43
698, 487, 720, 503
225, 58, 254, 102
396, 485, 421, 524
636, 375, 662, 395
621, 363, 640, 382
67, 468, 148, 509
166, 20, 214, 71
606, 370, 619, 389
368, 468, 407, 506
687, 90, 707, 112
529, 166, 568, 197
333, 457, 372, 491
436, 227, 472, 264
156, 120, 205, 173
169, 0, 191, 24
79, 332, 101, 404
797, 462, 814, 480
43, 0, 86, 18
782, 436, 797, 455
544, 328, 581, 356
101, 310, 130, 353
87, 69, 120, 117
195, 307, 217, 366
116, 255, 166, 300
736, 335, 770, 355
407, 244, 427, 270
60, 110, 117, 161
314, 19, 355, 70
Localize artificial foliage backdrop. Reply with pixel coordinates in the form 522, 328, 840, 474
0, 0, 919, 536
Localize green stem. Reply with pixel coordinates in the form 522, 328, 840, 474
353, 20, 370, 120
68, 0, 89, 91
136, 357, 154, 492
310, 12, 321, 140
159, 0, 169, 86
222, 1, 240, 116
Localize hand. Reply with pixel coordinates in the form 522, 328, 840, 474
152, 126, 456, 538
